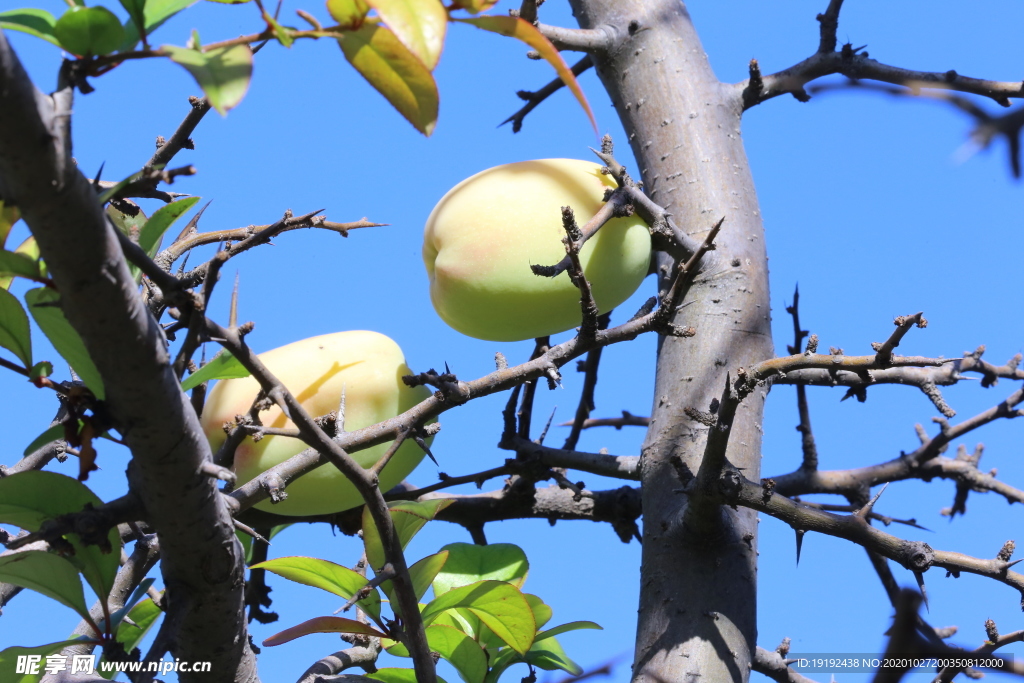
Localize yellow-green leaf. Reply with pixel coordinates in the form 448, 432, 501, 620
452, 0, 496, 14
381, 550, 448, 617
362, 498, 453, 571
163, 44, 253, 115
251, 555, 382, 621
364, 0, 447, 70
337, 24, 438, 136
456, 16, 596, 134
0, 552, 95, 628
432, 543, 528, 596
25, 287, 105, 400
421, 580, 535, 655
0, 471, 120, 604
327, 0, 369, 29
181, 348, 251, 391
0, 201, 21, 249
0, 289, 31, 368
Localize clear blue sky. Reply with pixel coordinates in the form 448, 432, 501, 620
2, 1, 1023, 681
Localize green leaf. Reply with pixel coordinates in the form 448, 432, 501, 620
0, 251, 43, 282
0, 9, 60, 47
261, 11, 293, 48
55, 6, 125, 56
0, 552, 95, 627
0, 201, 19, 249
534, 621, 602, 642
524, 594, 552, 631
366, 669, 448, 683
0, 471, 120, 603
263, 616, 387, 647
456, 16, 596, 134
362, 498, 453, 571
205, 0, 254, 3
29, 361, 52, 381
523, 635, 583, 674
0, 640, 99, 683
337, 24, 438, 136
432, 543, 528, 597
408, 550, 448, 601
98, 597, 162, 678
181, 348, 251, 391
139, 196, 200, 257
364, 0, 446, 70
0, 236, 41, 291
106, 202, 149, 239
251, 556, 381, 621
326, 0, 369, 29
424, 625, 487, 683
25, 287, 105, 400
119, 0, 198, 51
429, 607, 476, 636
117, 0, 147, 41
22, 424, 63, 457
145, 0, 198, 28
163, 44, 253, 115
421, 580, 535, 655
381, 550, 448, 617
0, 288, 32, 368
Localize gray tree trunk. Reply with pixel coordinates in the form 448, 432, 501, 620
569, 1, 773, 680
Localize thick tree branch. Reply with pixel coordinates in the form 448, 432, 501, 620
0, 31, 257, 683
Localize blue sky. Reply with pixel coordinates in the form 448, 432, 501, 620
2, 1, 1023, 681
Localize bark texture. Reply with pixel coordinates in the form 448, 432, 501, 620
0, 32, 258, 682
568, 1, 773, 680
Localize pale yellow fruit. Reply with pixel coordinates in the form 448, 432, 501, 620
423, 159, 652, 341
200, 331, 431, 516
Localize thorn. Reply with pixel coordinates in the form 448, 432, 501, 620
229, 271, 239, 328
795, 529, 805, 565
413, 435, 437, 466
444, 361, 451, 375
855, 483, 889, 520
914, 571, 929, 611
92, 162, 105, 192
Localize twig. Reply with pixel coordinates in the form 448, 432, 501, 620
503, 55, 593, 133
148, 96, 211, 169
227, 237, 720, 514
563, 314, 611, 451
559, 411, 649, 431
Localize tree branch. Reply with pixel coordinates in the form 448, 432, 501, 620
0, 32, 257, 682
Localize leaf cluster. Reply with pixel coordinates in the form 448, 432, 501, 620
255, 499, 601, 682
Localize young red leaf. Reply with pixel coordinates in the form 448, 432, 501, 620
263, 616, 388, 647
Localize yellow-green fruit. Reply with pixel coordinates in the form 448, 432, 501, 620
423, 159, 652, 342
200, 331, 431, 516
